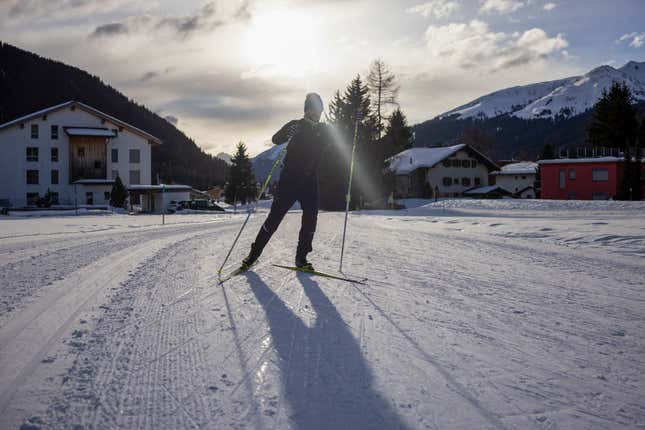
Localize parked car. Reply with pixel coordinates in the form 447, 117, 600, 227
178, 200, 225, 212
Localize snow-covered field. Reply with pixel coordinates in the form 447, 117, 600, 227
0, 200, 643, 429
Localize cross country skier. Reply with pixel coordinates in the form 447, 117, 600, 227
241, 93, 331, 272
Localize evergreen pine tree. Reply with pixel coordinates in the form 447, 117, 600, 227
587, 82, 638, 149
225, 142, 257, 205
587, 82, 639, 199
110, 176, 128, 208
382, 108, 412, 159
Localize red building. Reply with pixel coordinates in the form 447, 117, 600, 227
539, 157, 644, 200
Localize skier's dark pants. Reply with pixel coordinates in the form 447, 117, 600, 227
250, 175, 318, 261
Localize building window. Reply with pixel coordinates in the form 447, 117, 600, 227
462, 177, 471, 186
130, 170, 141, 185
26, 170, 39, 185
112, 128, 119, 137
51, 125, 59, 140
51, 147, 58, 162
78, 147, 85, 157
112, 170, 119, 179
442, 177, 452, 186
442, 159, 451, 167
111, 148, 119, 163
129, 149, 140, 163
521, 175, 527, 180
86, 192, 94, 205
568, 192, 576, 200
50, 192, 59, 205
26, 193, 39, 206
592, 192, 609, 200
592, 168, 609, 181
559, 169, 566, 189
471, 160, 477, 168
568, 169, 576, 180
461, 160, 470, 168
31, 124, 38, 139
474, 177, 481, 186
94, 160, 102, 169
26, 147, 39, 161
104, 191, 111, 201
451, 159, 460, 167
51, 169, 59, 185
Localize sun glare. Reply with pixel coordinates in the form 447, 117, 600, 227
243, 9, 320, 79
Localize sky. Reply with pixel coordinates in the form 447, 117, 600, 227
1, 0, 644, 156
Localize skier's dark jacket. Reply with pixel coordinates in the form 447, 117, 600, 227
272, 118, 332, 181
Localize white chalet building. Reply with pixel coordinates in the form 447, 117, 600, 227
0, 101, 161, 208
491, 162, 538, 198
387, 144, 499, 198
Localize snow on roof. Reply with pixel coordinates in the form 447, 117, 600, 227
386, 144, 466, 174
65, 127, 117, 137
492, 161, 538, 175
538, 157, 624, 165
0, 101, 161, 144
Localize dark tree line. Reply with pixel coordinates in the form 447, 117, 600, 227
320, 64, 412, 210
0, 42, 228, 190
587, 82, 643, 200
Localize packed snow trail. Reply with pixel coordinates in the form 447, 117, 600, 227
0, 203, 643, 429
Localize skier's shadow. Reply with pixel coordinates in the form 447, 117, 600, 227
244, 271, 411, 430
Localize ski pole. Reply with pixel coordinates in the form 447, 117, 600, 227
217, 142, 289, 275
339, 111, 361, 273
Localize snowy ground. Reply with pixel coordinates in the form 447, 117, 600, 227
0, 200, 643, 429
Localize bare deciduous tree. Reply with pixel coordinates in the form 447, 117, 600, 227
367, 59, 399, 138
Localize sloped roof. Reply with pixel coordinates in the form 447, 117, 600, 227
0, 101, 161, 144
492, 161, 538, 175
386, 144, 498, 174
464, 185, 512, 195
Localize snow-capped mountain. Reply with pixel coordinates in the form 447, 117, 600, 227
252, 143, 286, 181
440, 61, 645, 120
216, 152, 233, 165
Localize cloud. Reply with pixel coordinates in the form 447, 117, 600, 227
543, 2, 557, 11
88, 1, 249, 41
164, 115, 179, 126
91, 23, 129, 38
424, 20, 568, 70
139, 71, 159, 82
479, 0, 525, 14
3, 0, 138, 23
406, 1, 460, 19
618, 32, 645, 48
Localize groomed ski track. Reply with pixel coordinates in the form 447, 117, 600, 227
0, 206, 643, 429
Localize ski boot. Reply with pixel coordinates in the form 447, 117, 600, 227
295, 256, 314, 272
241, 252, 259, 271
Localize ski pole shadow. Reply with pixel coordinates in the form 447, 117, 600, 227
244, 271, 411, 430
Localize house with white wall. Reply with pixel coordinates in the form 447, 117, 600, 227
0, 101, 161, 209
386, 144, 499, 198
491, 162, 538, 198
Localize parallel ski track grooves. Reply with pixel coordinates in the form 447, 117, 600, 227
0, 225, 214, 421
88, 242, 195, 429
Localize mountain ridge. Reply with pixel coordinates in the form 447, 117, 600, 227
439, 60, 645, 121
